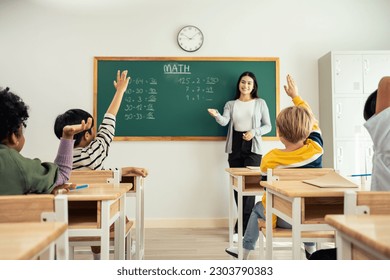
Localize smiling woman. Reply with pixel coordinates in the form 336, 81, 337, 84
207, 71, 272, 235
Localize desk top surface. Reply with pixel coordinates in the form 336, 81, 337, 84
66, 183, 133, 201
260, 180, 357, 197
325, 214, 390, 258
225, 168, 262, 176
0, 222, 67, 260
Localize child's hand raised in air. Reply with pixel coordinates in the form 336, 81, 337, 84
62, 117, 93, 139
283, 74, 299, 99
113, 70, 131, 94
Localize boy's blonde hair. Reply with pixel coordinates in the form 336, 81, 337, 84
276, 106, 313, 144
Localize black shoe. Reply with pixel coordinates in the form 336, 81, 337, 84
225, 247, 238, 258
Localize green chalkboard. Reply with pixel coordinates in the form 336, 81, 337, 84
94, 57, 279, 140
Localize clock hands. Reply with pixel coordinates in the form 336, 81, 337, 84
190, 32, 201, 39
177, 26, 203, 51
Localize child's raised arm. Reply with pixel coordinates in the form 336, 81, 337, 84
376, 76, 390, 115
107, 70, 131, 116
54, 118, 93, 187
283, 74, 299, 99
283, 74, 319, 130
61, 117, 93, 139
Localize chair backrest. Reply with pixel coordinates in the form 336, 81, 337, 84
0, 194, 68, 223
344, 190, 390, 215
69, 170, 120, 184
267, 168, 334, 182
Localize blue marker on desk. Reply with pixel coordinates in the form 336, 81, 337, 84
350, 174, 371, 177
71, 184, 89, 191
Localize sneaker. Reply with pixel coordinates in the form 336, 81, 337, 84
233, 233, 238, 243
225, 247, 238, 259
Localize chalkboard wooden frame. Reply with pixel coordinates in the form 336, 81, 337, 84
94, 57, 280, 141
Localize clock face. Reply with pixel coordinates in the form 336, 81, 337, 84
177, 25, 204, 52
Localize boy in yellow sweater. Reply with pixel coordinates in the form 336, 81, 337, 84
226, 74, 323, 259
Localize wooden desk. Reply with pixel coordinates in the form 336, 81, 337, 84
0, 222, 67, 260
122, 175, 145, 260
260, 180, 352, 259
225, 168, 264, 259
66, 183, 132, 260
326, 214, 390, 259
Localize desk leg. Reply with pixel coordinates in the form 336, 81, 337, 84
114, 218, 120, 259
265, 190, 273, 259
117, 195, 126, 260
111, 195, 126, 260
336, 232, 351, 260
56, 230, 69, 260
135, 177, 145, 260
228, 175, 234, 249
101, 201, 110, 260
237, 177, 243, 260
291, 198, 301, 260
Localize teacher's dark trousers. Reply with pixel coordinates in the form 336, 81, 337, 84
228, 130, 262, 234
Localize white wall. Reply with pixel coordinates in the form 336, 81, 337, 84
1, 0, 390, 226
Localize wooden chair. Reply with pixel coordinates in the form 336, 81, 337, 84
258, 168, 336, 259
68, 170, 134, 260
121, 172, 146, 260
344, 190, 390, 215
0, 194, 69, 259
334, 190, 390, 259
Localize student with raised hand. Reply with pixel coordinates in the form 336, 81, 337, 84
0, 87, 92, 195
363, 76, 390, 191
54, 70, 148, 259
225, 74, 323, 260
208, 71, 272, 239
309, 76, 390, 260
54, 70, 148, 177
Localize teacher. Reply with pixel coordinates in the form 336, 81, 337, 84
208, 71, 272, 239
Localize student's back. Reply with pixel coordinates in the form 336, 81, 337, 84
0, 87, 91, 195
260, 75, 323, 227
225, 75, 323, 260
364, 76, 390, 191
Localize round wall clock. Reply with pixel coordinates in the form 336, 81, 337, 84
177, 25, 204, 52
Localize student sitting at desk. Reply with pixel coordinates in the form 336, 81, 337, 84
54, 70, 148, 259
363, 76, 390, 191
0, 87, 92, 195
309, 76, 390, 260
225, 74, 323, 260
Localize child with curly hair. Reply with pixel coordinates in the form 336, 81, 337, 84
0, 87, 91, 195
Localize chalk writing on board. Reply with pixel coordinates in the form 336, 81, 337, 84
124, 77, 158, 121
163, 63, 191, 74
95, 57, 279, 139
123, 71, 222, 121
176, 77, 220, 102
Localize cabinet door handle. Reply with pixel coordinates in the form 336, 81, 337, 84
337, 146, 343, 159
363, 58, 369, 75
335, 59, 341, 76
336, 103, 342, 118
367, 146, 373, 157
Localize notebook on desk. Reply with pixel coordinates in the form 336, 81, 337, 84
302, 171, 358, 188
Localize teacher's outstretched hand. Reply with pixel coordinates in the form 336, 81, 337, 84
207, 108, 219, 117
